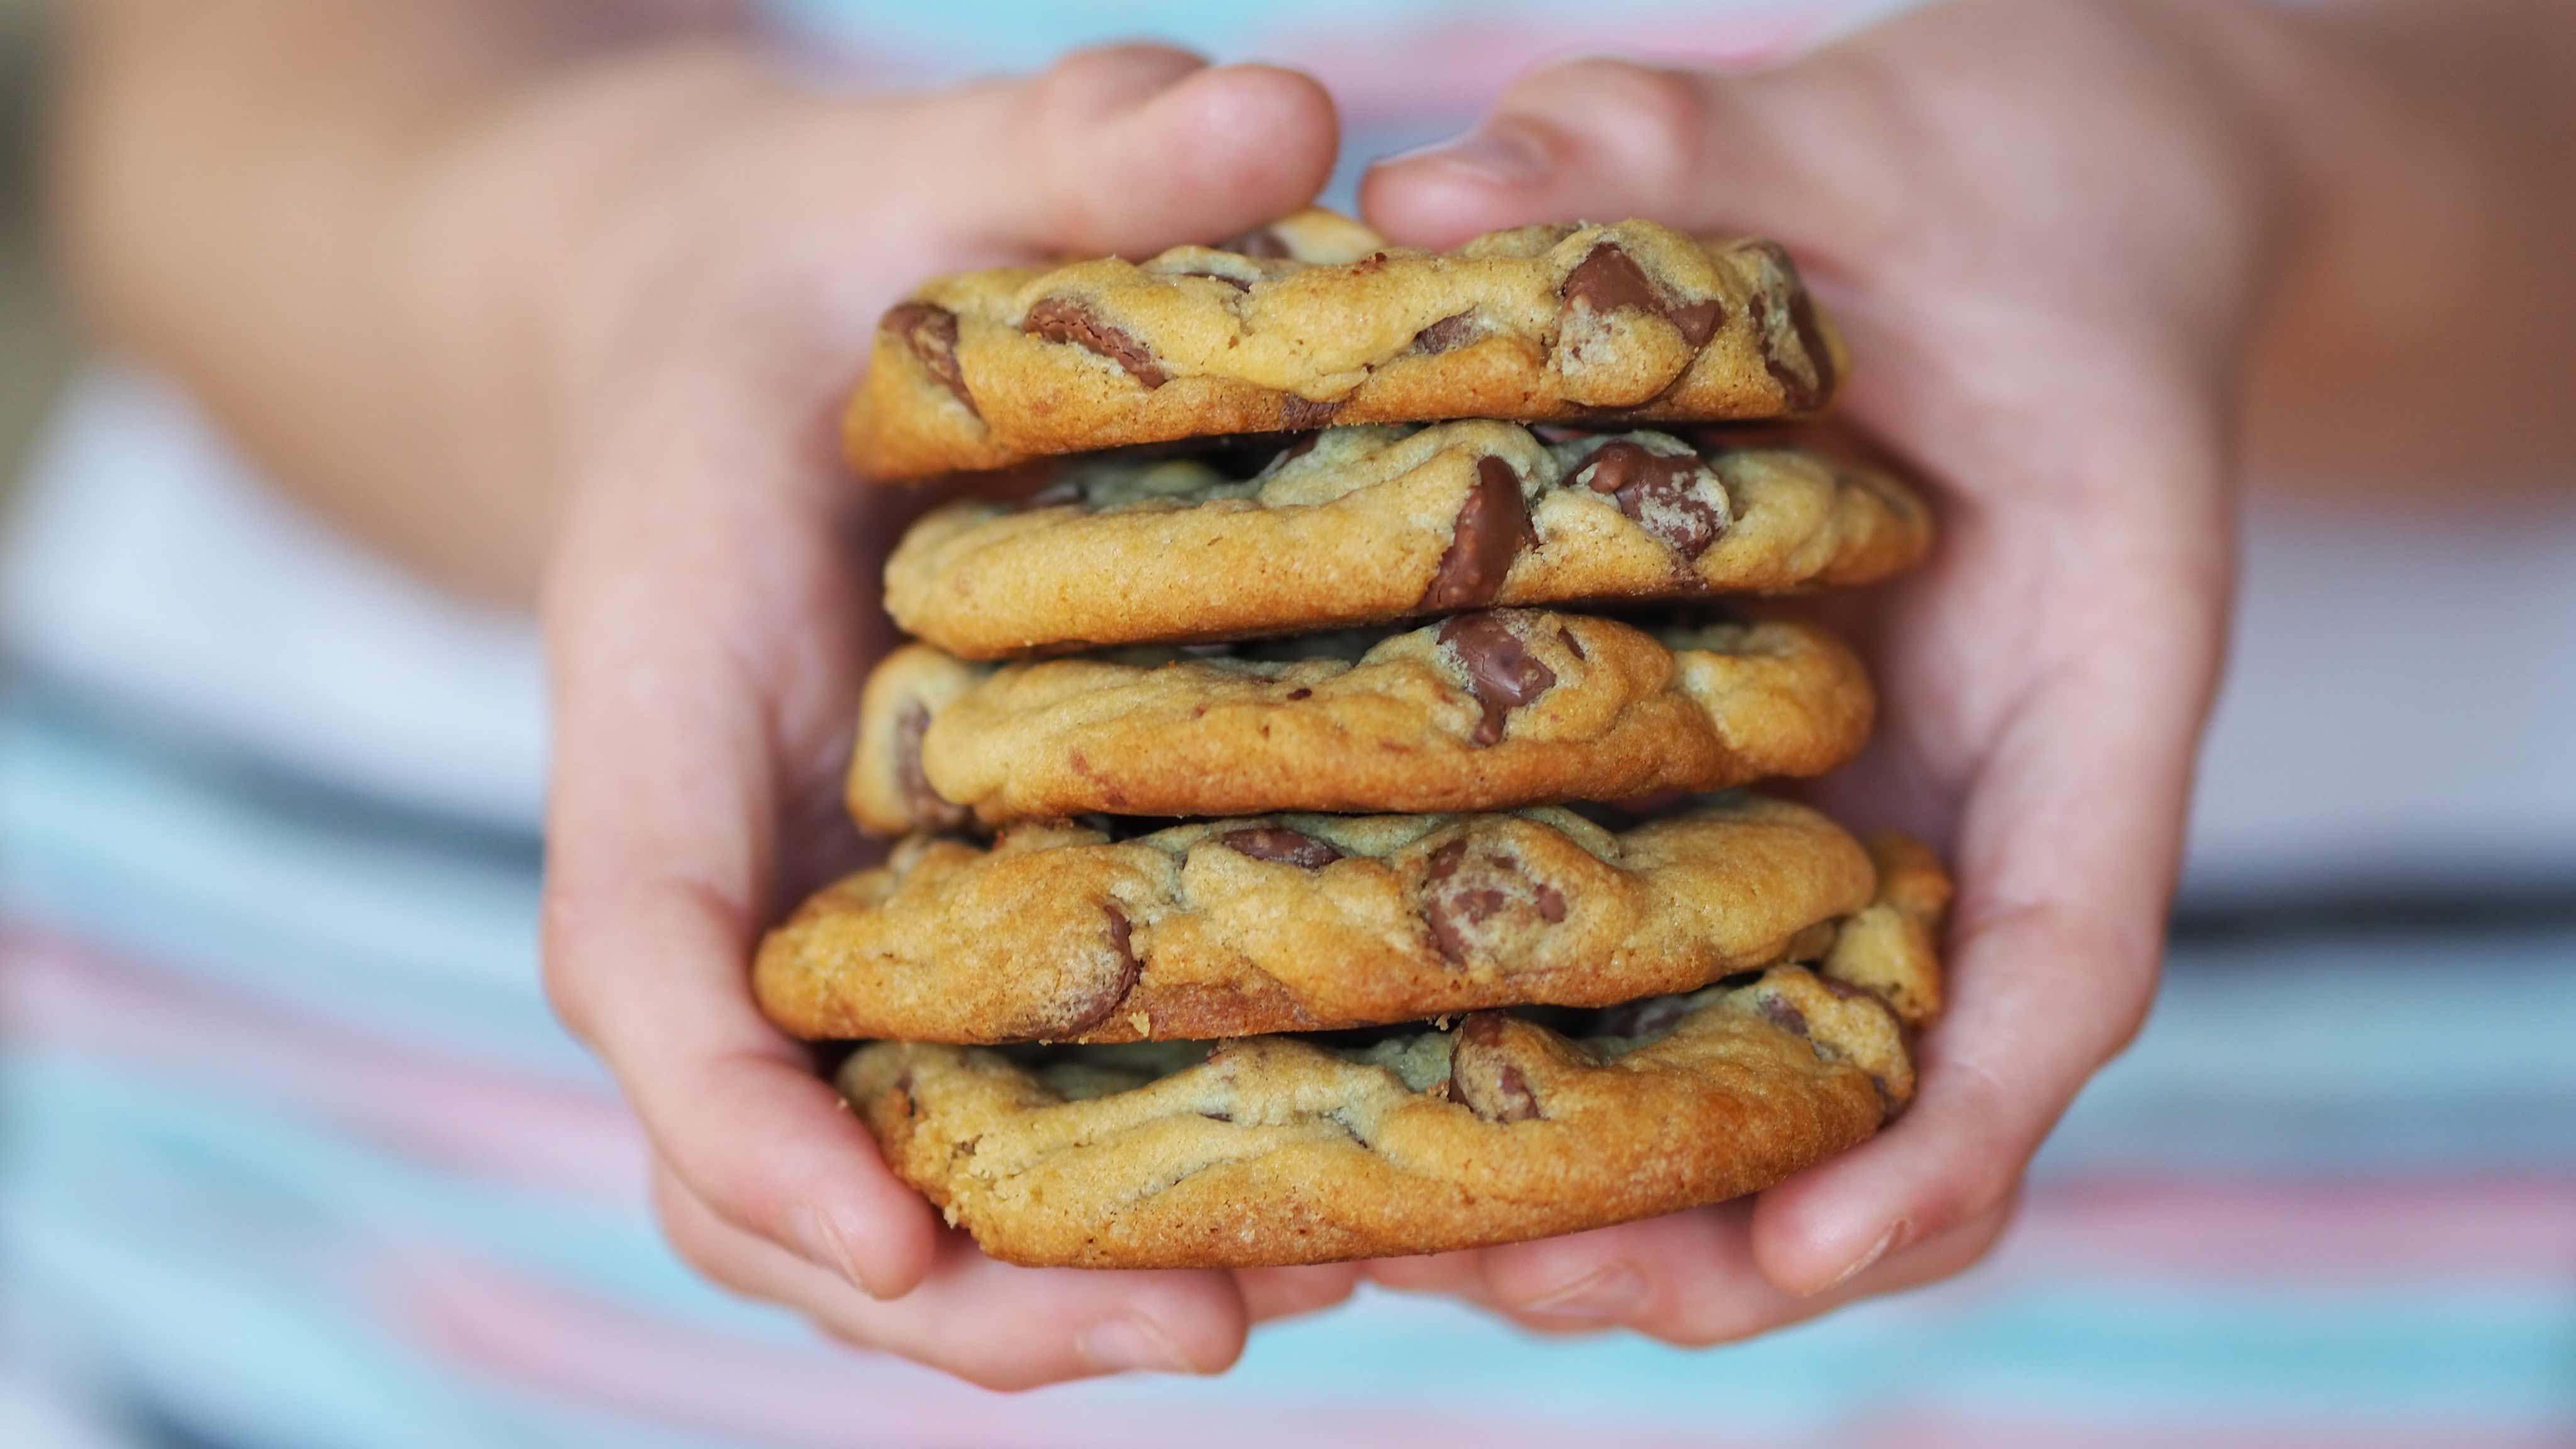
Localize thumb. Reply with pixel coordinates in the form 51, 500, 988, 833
920, 44, 1340, 259
1359, 55, 1880, 255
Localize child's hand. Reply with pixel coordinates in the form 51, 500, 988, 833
1355, 0, 2277, 1338
531, 45, 1357, 1386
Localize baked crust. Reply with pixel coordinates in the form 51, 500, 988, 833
847, 614, 1874, 832
846, 211, 1845, 480
884, 422, 1932, 659
757, 796, 1881, 1044
836, 842, 1945, 1268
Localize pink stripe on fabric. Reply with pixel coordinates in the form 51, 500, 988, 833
0, 924, 646, 1202
387, 1252, 1727, 1449
2003, 1177, 2576, 1282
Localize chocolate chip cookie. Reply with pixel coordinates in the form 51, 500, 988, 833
884, 422, 1931, 658
756, 795, 1880, 1045
836, 838, 1945, 1267
847, 212, 1844, 480
850, 614, 1872, 831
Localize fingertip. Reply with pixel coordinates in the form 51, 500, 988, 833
1113, 62, 1339, 247
1238, 1262, 1364, 1323
1360, 117, 1565, 248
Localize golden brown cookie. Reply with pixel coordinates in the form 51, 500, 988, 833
847, 211, 1845, 480
884, 422, 1931, 658
755, 795, 1880, 1044
836, 842, 1946, 1268
848, 613, 1872, 832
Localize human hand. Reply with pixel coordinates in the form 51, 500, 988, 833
529, 43, 1362, 1386
1356, 0, 2282, 1338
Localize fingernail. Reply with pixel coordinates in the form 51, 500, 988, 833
791, 1206, 879, 1297
1078, 1315, 1195, 1375
1380, 121, 1552, 186
1813, 1219, 1906, 1296
1512, 1263, 1648, 1321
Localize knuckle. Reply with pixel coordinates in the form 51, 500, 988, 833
1516, 58, 1708, 186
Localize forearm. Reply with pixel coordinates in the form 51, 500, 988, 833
56, 0, 753, 605
2211, 0, 2576, 485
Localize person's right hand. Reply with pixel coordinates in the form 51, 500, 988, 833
520, 43, 1361, 1388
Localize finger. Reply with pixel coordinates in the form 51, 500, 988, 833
1360, 54, 1879, 250
541, 421, 938, 1301
867, 45, 1337, 261
1752, 409, 2227, 1293
655, 1163, 1250, 1387
1237, 1264, 1365, 1324
1475, 1199, 2016, 1345
1362, 1250, 1497, 1302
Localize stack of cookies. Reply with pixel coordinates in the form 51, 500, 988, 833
756, 211, 1951, 1269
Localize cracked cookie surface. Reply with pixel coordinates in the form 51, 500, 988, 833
847, 211, 1845, 480
757, 796, 1885, 1044
884, 421, 1931, 658
836, 838, 1945, 1267
850, 614, 1872, 831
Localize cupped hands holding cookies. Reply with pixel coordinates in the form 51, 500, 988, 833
94, 0, 2561, 1394
528, 3, 2268, 1379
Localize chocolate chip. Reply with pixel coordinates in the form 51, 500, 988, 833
1745, 242, 1836, 409
1668, 298, 1724, 348
1016, 902, 1143, 1038
1277, 431, 1321, 464
1558, 627, 1584, 660
1284, 687, 1313, 701
1595, 994, 1695, 1041
1023, 296, 1168, 387
1277, 394, 1344, 430
1217, 827, 1343, 870
1561, 242, 1663, 316
1446, 1013, 1542, 1123
1411, 311, 1480, 355
894, 700, 969, 833
1758, 994, 1811, 1039
881, 302, 975, 414
1223, 226, 1292, 259
1422, 838, 1565, 964
1579, 441, 1728, 559
1436, 612, 1557, 747
1562, 242, 1724, 349
1419, 456, 1536, 611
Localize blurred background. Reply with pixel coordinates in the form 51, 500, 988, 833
0, 0, 69, 493
1, 4, 2570, 1448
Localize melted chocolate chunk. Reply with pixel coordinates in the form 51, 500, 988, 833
1667, 298, 1725, 348
1421, 838, 1565, 965
1745, 242, 1837, 409
1594, 993, 1696, 1041
1411, 311, 1480, 355
893, 700, 969, 833
1758, 994, 1811, 1039
1579, 442, 1728, 560
880, 302, 975, 414
1436, 612, 1558, 747
1222, 226, 1292, 259
1023, 296, 1169, 387
1216, 827, 1343, 870
1276, 394, 1345, 430
1561, 242, 1725, 349
1418, 457, 1537, 611
1561, 242, 1663, 316
1447, 1013, 1543, 1123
